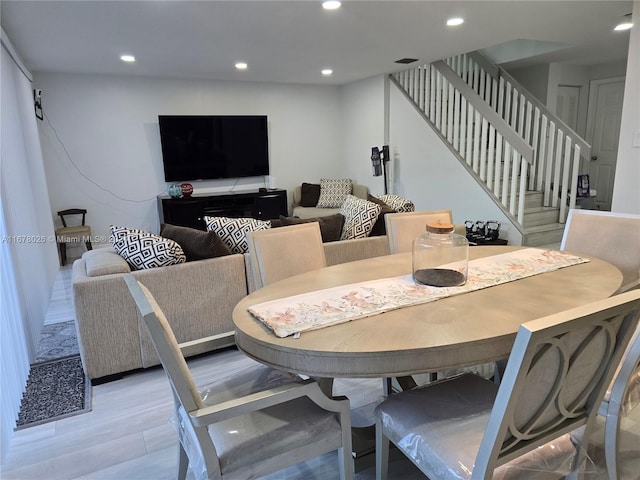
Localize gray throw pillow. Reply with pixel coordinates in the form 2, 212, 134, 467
160, 224, 231, 261
367, 195, 396, 237
300, 183, 321, 207
279, 214, 345, 243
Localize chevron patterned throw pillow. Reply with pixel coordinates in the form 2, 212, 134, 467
110, 225, 186, 270
339, 195, 382, 240
203, 216, 271, 254
316, 178, 353, 208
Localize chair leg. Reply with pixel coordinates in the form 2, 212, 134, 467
58, 242, 67, 266
85, 240, 93, 251
604, 412, 621, 480
375, 419, 390, 480
177, 443, 189, 480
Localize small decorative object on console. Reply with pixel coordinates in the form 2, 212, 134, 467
180, 183, 194, 197
167, 184, 182, 198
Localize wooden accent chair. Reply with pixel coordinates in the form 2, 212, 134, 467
375, 290, 640, 480
246, 222, 327, 289
55, 208, 92, 265
561, 209, 640, 293
124, 275, 353, 480
384, 210, 454, 254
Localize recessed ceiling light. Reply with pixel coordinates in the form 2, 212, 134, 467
322, 1, 341, 10
614, 22, 633, 31
235, 62, 248, 70
120, 54, 135, 63
322, 68, 333, 76
447, 17, 464, 27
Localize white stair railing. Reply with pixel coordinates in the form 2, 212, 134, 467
392, 61, 534, 225
445, 52, 591, 223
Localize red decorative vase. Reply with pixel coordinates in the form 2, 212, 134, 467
180, 183, 194, 197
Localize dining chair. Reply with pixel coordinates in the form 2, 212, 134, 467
124, 274, 354, 480
561, 209, 640, 293
384, 210, 454, 254
572, 321, 640, 480
55, 208, 92, 265
375, 289, 640, 480
247, 222, 327, 290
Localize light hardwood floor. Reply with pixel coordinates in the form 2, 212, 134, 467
2, 259, 638, 480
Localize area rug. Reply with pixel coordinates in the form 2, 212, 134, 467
15, 355, 91, 430
34, 320, 79, 363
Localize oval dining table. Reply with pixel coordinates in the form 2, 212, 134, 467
232, 246, 623, 380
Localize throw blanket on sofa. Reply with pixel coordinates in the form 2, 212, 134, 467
248, 249, 589, 338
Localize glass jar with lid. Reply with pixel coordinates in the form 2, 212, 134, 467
413, 221, 469, 287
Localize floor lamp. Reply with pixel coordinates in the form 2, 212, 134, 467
371, 145, 390, 194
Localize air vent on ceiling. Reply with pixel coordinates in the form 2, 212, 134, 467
394, 58, 419, 64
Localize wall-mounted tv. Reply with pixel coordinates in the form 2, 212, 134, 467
158, 115, 269, 182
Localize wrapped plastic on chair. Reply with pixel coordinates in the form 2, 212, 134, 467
376, 373, 602, 480
172, 363, 342, 480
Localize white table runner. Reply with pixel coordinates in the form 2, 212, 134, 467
248, 248, 589, 338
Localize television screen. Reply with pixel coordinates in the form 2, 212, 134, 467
158, 115, 269, 182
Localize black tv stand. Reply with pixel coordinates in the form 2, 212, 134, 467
158, 189, 287, 230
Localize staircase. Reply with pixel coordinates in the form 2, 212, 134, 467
391, 52, 591, 246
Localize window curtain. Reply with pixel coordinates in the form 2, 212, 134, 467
1, 29, 59, 455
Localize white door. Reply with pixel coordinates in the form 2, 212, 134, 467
586, 77, 625, 211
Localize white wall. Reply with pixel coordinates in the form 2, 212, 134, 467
340, 75, 386, 194
612, 1, 640, 214
387, 83, 522, 245
35, 73, 346, 246
507, 64, 550, 105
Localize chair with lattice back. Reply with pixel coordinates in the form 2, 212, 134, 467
55, 208, 92, 266
376, 290, 640, 480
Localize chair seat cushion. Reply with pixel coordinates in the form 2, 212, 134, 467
199, 364, 343, 476
377, 373, 574, 480
210, 397, 343, 475
55, 225, 91, 241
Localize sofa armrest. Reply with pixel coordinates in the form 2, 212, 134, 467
352, 184, 369, 200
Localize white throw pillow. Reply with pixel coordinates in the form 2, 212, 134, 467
316, 178, 353, 208
203, 216, 271, 254
110, 225, 186, 270
376, 194, 415, 213
340, 195, 382, 240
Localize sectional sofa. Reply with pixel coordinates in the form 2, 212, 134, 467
72, 235, 388, 382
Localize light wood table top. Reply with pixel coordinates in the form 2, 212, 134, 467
233, 246, 623, 378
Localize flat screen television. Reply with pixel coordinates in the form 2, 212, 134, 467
158, 115, 269, 182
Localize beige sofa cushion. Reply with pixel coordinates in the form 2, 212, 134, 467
292, 183, 369, 218
83, 248, 131, 277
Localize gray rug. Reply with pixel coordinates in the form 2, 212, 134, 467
35, 320, 79, 363
15, 356, 91, 430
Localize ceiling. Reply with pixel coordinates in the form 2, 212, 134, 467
1, 1, 633, 86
